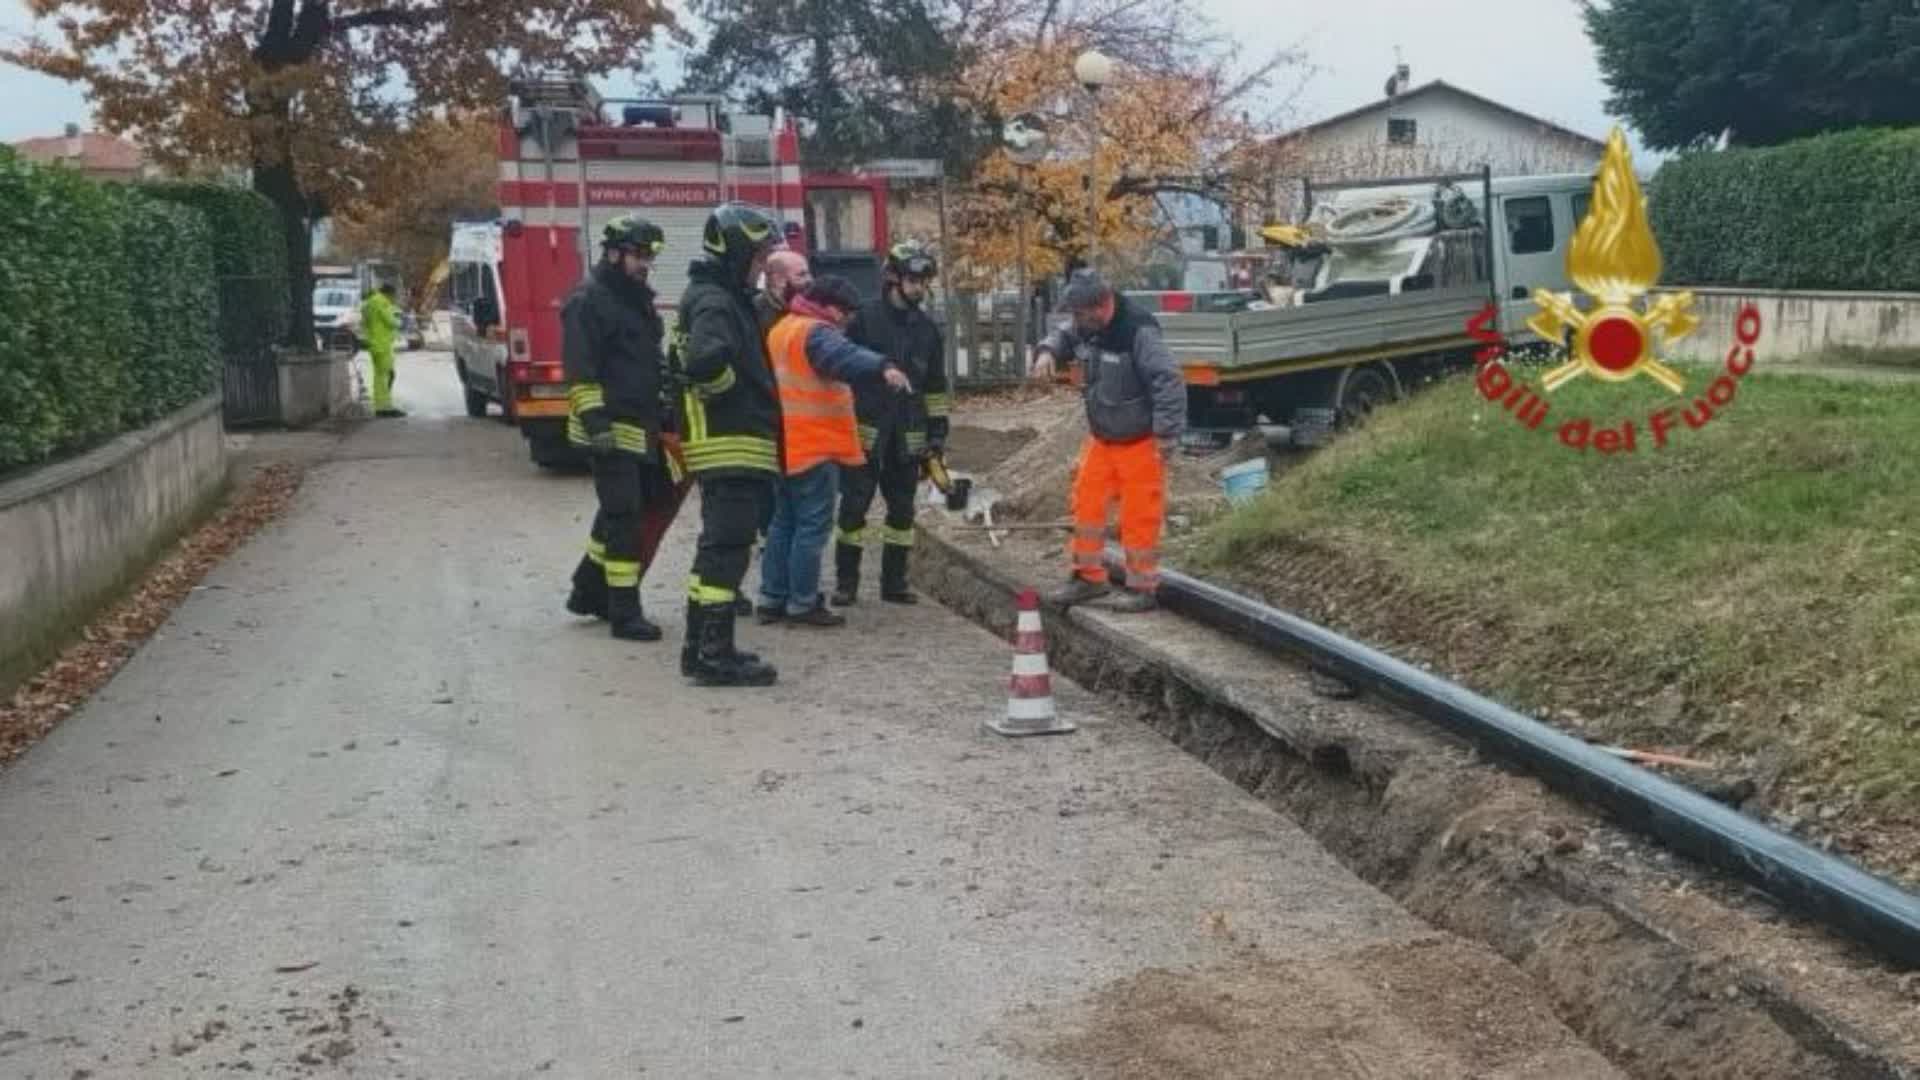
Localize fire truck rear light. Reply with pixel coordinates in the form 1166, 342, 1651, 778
1159, 292, 1195, 313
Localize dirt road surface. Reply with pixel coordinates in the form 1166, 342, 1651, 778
0, 361, 1621, 1078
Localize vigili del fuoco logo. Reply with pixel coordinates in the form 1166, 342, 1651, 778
1467, 128, 1764, 454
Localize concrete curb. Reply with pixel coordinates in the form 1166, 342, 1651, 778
912, 527, 1919, 1080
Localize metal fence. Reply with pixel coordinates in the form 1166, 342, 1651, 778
218, 274, 285, 427
936, 289, 1048, 388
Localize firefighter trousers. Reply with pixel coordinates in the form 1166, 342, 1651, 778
835, 447, 919, 559
583, 451, 677, 590
688, 476, 775, 609
1068, 435, 1165, 594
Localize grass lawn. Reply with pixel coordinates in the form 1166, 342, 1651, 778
1179, 364, 1920, 880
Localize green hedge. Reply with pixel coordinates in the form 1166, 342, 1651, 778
137, 181, 289, 356
1651, 128, 1920, 293
0, 149, 222, 471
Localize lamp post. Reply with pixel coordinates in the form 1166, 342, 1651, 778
1074, 48, 1113, 274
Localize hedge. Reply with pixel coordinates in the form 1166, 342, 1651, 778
137, 181, 290, 358
0, 148, 221, 471
1651, 128, 1920, 293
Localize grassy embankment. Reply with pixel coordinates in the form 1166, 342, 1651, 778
1181, 364, 1920, 876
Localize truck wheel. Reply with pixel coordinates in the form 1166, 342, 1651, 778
455, 361, 489, 418
494, 366, 516, 425
1335, 365, 1399, 430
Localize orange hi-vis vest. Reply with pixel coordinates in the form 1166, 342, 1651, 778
768, 314, 867, 476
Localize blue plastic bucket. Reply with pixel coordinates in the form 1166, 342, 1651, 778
1220, 458, 1270, 504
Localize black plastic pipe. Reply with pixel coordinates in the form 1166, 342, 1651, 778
1119, 558, 1920, 969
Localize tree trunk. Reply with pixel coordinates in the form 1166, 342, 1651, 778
251, 98, 315, 349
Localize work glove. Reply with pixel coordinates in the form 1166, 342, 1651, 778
882, 364, 913, 394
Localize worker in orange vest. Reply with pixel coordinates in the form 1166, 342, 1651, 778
757, 276, 912, 627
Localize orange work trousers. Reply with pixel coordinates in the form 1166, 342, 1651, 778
1067, 435, 1165, 593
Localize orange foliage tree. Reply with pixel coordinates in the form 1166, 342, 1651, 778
328, 110, 498, 308
6, 0, 678, 344
946, 29, 1299, 289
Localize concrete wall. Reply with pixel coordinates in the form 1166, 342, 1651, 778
0, 395, 228, 690
276, 350, 351, 427
1650, 286, 1920, 364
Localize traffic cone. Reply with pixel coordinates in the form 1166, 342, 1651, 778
986, 589, 1077, 737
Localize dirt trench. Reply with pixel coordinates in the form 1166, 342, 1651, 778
911, 526, 1920, 1080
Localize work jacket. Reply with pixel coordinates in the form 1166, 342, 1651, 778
1039, 296, 1187, 444
846, 295, 949, 462
361, 292, 400, 353
562, 262, 667, 460
673, 258, 781, 478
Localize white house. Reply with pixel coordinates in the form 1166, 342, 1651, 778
1265, 70, 1606, 221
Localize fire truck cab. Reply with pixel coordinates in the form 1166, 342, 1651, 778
473, 77, 812, 469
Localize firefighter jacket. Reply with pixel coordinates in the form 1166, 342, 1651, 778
845, 296, 949, 462
1038, 296, 1187, 445
562, 262, 667, 460
672, 257, 781, 478
768, 306, 895, 476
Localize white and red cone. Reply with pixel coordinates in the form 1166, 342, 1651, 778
986, 589, 1077, 737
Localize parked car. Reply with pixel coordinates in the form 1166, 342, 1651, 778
313, 283, 362, 352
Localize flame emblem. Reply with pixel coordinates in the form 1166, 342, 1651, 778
1529, 127, 1697, 394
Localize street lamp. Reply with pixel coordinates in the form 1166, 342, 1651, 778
1075, 48, 1114, 273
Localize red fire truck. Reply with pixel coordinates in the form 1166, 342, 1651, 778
457, 77, 886, 468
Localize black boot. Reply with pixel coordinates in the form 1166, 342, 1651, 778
566, 554, 607, 619
680, 600, 703, 677
881, 544, 919, 605
689, 604, 778, 687
607, 587, 662, 642
831, 543, 862, 607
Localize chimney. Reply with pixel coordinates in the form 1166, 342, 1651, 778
63, 123, 82, 161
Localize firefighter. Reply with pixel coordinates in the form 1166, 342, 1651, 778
674, 203, 785, 687
831, 240, 950, 607
361, 283, 404, 418
1029, 271, 1187, 612
561, 215, 676, 641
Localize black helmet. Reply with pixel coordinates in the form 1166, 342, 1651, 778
885, 240, 938, 281
603, 215, 664, 256
702, 203, 782, 284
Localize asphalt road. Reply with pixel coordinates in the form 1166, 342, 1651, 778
0, 355, 1621, 1078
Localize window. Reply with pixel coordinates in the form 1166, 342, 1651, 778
1387, 118, 1417, 146
1506, 196, 1554, 255
804, 188, 875, 253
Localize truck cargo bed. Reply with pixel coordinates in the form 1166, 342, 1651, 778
1159, 284, 1491, 378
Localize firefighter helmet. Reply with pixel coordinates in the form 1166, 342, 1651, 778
885, 240, 938, 281
702, 203, 782, 285
603, 215, 665, 256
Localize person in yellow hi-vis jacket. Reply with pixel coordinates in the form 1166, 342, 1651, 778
360, 283, 404, 418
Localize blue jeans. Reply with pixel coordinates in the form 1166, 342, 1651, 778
759, 463, 840, 614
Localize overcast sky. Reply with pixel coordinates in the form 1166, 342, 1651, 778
3, 0, 1644, 156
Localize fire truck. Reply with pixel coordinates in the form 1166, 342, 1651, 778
455, 76, 888, 468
